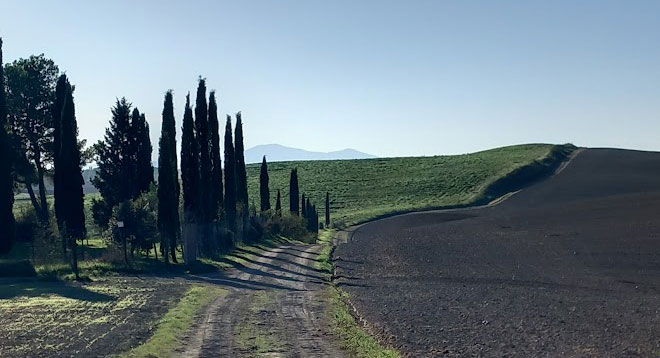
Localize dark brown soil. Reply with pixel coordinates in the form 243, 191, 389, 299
335, 148, 660, 357
0, 276, 190, 358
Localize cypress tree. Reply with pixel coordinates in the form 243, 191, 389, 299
301, 193, 307, 217
289, 169, 299, 215
325, 192, 330, 227
53, 75, 67, 233
224, 116, 237, 234
158, 91, 180, 263
235, 112, 248, 207
181, 93, 199, 262
0, 38, 15, 254
136, 113, 154, 194
275, 189, 282, 214
195, 79, 212, 224
208, 91, 223, 219
260, 156, 270, 212
55, 75, 86, 278
127, 108, 141, 197
195, 79, 214, 253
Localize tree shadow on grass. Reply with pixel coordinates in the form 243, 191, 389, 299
0, 280, 116, 302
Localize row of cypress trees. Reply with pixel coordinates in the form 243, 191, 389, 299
175, 79, 251, 263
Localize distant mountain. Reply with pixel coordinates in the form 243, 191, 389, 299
245, 144, 376, 163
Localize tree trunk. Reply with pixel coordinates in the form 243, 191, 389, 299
183, 222, 198, 265
25, 184, 42, 217
34, 151, 49, 223
71, 236, 79, 280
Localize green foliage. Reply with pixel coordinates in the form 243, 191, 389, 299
54, 74, 86, 240
180, 93, 199, 223
247, 144, 561, 227
264, 212, 311, 242
195, 78, 212, 225
106, 189, 159, 256
259, 156, 270, 211
223, 115, 237, 229
289, 168, 299, 215
208, 91, 223, 218
157, 90, 180, 263
235, 112, 248, 206
0, 42, 15, 253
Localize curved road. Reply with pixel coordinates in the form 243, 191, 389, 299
336, 148, 660, 357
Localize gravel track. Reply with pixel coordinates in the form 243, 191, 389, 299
181, 244, 346, 358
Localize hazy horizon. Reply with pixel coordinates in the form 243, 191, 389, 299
2, 0, 660, 163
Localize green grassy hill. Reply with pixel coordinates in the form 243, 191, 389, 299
13, 143, 572, 230
247, 143, 572, 227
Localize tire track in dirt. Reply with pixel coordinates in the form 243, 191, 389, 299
181, 244, 346, 358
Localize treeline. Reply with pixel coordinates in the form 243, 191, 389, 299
0, 38, 331, 273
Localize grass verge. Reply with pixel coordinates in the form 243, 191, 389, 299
316, 229, 401, 358
125, 285, 227, 358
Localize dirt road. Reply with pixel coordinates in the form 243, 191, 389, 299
181, 244, 346, 358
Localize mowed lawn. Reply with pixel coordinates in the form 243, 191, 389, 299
246, 143, 557, 226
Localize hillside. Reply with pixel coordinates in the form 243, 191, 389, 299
245, 144, 376, 164
246, 143, 568, 227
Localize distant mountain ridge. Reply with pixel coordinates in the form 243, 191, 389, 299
245, 144, 376, 163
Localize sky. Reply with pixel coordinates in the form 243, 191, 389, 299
2, 0, 660, 162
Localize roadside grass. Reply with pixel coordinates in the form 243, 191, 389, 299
316, 229, 401, 358
247, 143, 571, 227
126, 285, 227, 358
327, 287, 400, 358
316, 229, 335, 274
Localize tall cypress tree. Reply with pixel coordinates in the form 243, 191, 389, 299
127, 108, 141, 197
224, 116, 237, 234
289, 169, 299, 215
234, 112, 248, 206
208, 91, 223, 219
301, 193, 307, 217
275, 189, 282, 214
181, 93, 198, 263
136, 113, 154, 194
55, 75, 86, 278
195, 79, 212, 224
325, 192, 330, 227
158, 91, 180, 263
53, 75, 67, 233
260, 156, 270, 211
0, 38, 15, 254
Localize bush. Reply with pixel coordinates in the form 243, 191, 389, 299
14, 206, 38, 242
264, 212, 311, 241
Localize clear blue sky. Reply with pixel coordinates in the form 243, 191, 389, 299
2, 0, 660, 161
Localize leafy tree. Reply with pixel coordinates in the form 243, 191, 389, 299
181, 93, 199, 262
92, 98, 135, 217
260, 156, 270, 211
208, 91, 223, 219
235, 112, 248, 207
224, 115, 237, 233
54, 75, 86, 278
275, 189, 282, 215
289, 168, 299, 215
157, 90, 180, 263
4, 54, 59, 222
0, 38, 15, 254
325, 191, 330, 227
